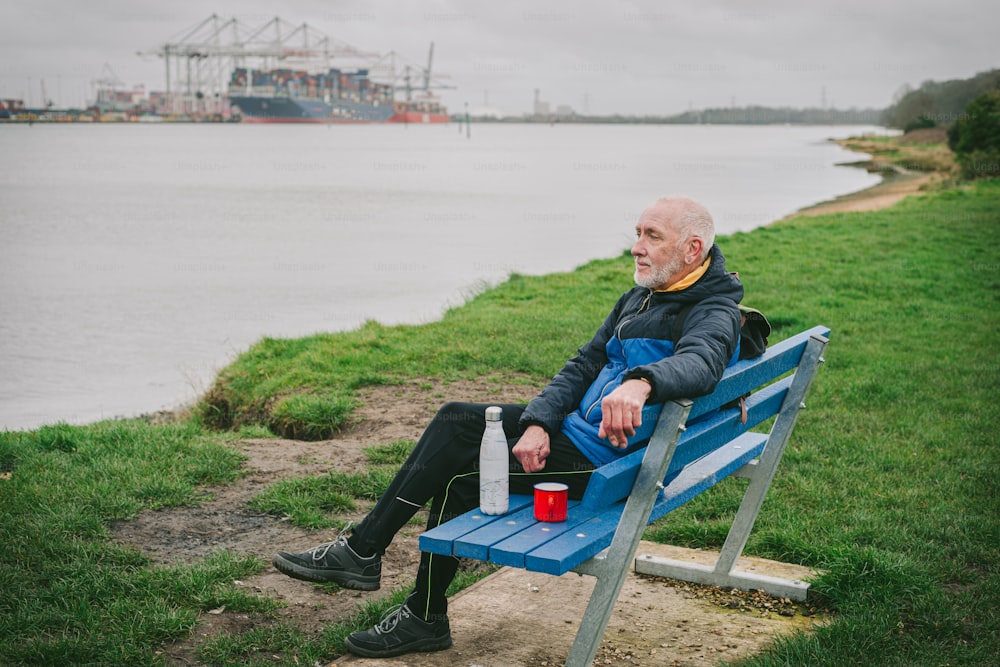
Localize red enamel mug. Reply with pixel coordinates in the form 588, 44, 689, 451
533, 482, 569, 522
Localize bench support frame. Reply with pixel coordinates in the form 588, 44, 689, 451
566, 398, 692, 667
565, 332, 828, 667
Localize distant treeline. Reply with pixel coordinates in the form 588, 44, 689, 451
648, 106, 883, 125
471, 69, 1000, 127
485, 106, 885, 125
881, 68, 1000, 130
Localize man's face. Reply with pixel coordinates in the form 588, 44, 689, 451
632, 204, 684, 290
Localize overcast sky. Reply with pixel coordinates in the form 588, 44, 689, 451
1, 0, 997, 116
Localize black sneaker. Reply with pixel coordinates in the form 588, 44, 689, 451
272, 531, 381, 590
344, 603, 452, 658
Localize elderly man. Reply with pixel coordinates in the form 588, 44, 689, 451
273, 195, 744, 658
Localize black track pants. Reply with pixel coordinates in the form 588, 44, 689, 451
349, 401, 595, 620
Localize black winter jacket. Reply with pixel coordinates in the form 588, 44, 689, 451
518, 244, 743, 465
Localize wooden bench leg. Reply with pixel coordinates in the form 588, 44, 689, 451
634, 334, 828, 602
565, 399, 692, 667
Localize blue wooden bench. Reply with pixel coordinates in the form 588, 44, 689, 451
419, 326, 829, 665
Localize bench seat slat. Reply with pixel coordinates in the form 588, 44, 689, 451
487, 507, 597, 568
524, 510, 623, 575
454, 500, 581, 560
581, 377, 788, 510
419, 495, 533, 556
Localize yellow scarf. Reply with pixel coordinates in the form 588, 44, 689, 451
658, 257, 711, 293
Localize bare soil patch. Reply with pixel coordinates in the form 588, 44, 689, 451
896, 127, 948, 144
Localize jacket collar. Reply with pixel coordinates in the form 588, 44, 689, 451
656, 256, 711, 293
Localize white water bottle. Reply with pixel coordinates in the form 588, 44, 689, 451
479, 406, 509, 515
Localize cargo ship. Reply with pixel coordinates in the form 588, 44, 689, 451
388, 94, 451, 124
227, 67, 449, 124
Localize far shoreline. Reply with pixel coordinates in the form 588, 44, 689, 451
788, 129, 953, 218
789, 164, 934, 219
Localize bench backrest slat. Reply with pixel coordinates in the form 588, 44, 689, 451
579, 326, 830, 511
687, 325, 829, 421
580, 377, 789, 510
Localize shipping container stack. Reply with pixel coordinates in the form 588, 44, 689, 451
227, 63, 406, 121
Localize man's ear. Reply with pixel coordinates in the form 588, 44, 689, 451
686, 237, 704, 265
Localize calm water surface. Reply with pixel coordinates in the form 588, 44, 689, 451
0, 122, 883, 430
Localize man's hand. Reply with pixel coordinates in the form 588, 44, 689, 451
513, 425, 551, 473
598, 379, 652, 448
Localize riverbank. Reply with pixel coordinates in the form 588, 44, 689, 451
788, 127, 957, 218
144, 130, 947, 433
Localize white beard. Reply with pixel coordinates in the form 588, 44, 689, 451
634, 254, 684, 290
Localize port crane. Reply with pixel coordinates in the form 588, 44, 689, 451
370, 42, 454, 107
89, 63, 145, 114
138, 14, 382, 117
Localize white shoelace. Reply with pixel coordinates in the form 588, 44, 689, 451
309, 522, 353, 561
374, 604, 411, 635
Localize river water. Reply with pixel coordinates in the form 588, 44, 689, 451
0, 122, 883, 431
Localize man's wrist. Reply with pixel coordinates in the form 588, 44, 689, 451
631, 377, 653, 398
623, 371, 654, 394
521, 420, 550, 435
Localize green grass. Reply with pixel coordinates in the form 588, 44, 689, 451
0, 420, 277, 664
1, 178, 998, 665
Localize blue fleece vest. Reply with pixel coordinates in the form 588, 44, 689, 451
561, 333, 739, 466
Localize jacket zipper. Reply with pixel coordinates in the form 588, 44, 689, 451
615, 289, 653, 340
584, 290, 654, 421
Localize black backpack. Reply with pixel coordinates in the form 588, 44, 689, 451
734, 305, 771, 360
672, 303, 771, 361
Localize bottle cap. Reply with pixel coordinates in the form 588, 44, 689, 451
485, 406, 503, 421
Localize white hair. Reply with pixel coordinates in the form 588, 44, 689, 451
658, 196, 715, 260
